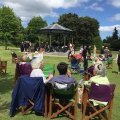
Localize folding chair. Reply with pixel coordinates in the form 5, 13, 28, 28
0, 61, 7, 74
10, 76, 45, 117
48, 84, 78, 120
82, 82, 116, 120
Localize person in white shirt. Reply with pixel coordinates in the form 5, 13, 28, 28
30, 57, 53, 83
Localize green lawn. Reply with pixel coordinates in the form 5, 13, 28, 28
0, 46, 120, 120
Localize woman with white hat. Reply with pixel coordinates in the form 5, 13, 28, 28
30, 58, 53, 83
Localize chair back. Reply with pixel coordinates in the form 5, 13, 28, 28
88, 83, 116, 102
0, 61, 7, 73
51, 84, 76, 99
71, 56, 80, 68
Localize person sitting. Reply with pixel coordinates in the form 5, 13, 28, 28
70, 54, 84, 73
83, 63, 110, 118
84, 62, 109, 105
48, 62, 78, 89
30, 57, 53, 83
14, 55, 32, 83
106, 54, 113, 69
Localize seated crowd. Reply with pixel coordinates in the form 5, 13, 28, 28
10, 46, 116, 120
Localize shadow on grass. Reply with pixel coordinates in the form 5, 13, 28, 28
0, 100, 11, 113
0, 73, 14, 94
112, 71, 118, 74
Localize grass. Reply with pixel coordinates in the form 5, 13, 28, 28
0, 46, 120, 120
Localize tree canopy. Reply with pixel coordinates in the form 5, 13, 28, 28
26, 16, 47, 43
58, 13, 102, 47
0, 7, 104, 49
103, 27, 120, 50
0, 6, 23, 49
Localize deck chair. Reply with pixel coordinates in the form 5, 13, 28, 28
0, 61, 7, 74
10, 76, 45, 117
48, 83, 78, 120
82, 83, 116, 120
69, 57, 84, 74
11, 52, 17, 63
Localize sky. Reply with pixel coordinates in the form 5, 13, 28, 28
0, 0, 120, 39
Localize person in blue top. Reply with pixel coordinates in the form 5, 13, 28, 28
48, 62, 78, 89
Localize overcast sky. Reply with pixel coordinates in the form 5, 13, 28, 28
0, 0, 120, 39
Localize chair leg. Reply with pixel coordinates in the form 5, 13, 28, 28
22, 106, 34, 115
74, 90, 78, 120
82, 89, 88, 120
108, 100, 114, 120
22, 100, 34, 115
48, 94, 53, 119
56, 102, 74, 119
44, 92, 47, 117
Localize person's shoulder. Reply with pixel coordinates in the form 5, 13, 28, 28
32, 69, 42, 72
69, 76, 77, 82
90, 75, 97, 80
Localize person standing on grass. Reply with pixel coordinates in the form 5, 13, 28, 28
87, 45, 91, 57
100, 46, 104, 55
93, 45, 96, 58
116, 50, 120, 75
82, 45, 88, 71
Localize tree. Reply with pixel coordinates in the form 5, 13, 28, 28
58, 13, 79, 44
77, 16, 100, 45
26, 16, 47, 43
103, 27, 120, 50
58, 13, 101, 47
93, 36, 102, 49
0, 6, 23, 49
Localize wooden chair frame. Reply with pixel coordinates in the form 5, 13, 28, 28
82, 83, 116, 120
48, 85, 78, 120
21, 92, 48, 117
0, 61, 7, 74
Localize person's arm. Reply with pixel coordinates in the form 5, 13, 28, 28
67, 70, 71, 77
43, 74, 53, 84
47, 74, 53, 81
84, 77, 93, 86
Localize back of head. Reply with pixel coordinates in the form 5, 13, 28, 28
20, 55, 27, 62
94, 63, 106, 77
57, 62, 68, 75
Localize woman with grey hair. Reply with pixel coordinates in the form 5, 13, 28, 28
30, 57, 53, 83
84, 62, 109, 86
84, 63, 110, 107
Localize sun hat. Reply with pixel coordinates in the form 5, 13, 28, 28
31, 57, 43, 69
